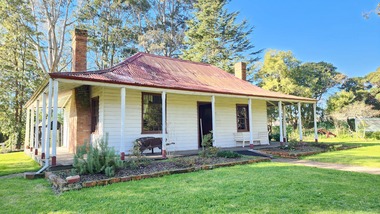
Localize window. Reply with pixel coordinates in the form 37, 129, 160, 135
91, 97, 99, 132
142, 93, 162, 133
236, 104, 249, 132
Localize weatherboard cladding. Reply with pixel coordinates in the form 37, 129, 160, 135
49, 52, 315, 102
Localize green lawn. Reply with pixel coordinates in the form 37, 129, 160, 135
314, 138, 380, 146
0, 152, 40, 176
304, 145, 380, 168
1, 162, 379, 213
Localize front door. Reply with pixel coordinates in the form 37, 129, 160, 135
198, 102, 213, 147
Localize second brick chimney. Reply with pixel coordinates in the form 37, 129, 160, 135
234, 62, 247, 81
72, 29, 87, 72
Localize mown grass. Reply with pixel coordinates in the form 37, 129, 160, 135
0, 152, 40, 176
304, 145, 380, 168
317, 137, 380, 146
0, 162, 379, 213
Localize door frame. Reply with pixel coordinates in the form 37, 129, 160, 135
197, 102, 213, 148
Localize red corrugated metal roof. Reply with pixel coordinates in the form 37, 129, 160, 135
49, 52, 316, 102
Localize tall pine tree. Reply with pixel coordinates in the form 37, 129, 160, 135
0, 0, 43, 149
181, 0, 260, 74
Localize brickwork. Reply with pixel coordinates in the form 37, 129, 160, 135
68, 29, 91, 153
72, 29, 87, 72
69, 86, 91, 153
234, 62, 247, 81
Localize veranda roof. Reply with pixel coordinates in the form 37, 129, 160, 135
48, 52, 315, 102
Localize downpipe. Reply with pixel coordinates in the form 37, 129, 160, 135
36, 158, 49, 174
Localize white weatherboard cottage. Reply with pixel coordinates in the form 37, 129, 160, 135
24, 29, 317, 167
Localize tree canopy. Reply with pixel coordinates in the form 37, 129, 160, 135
181, 0, 261, 73
255, 50, 345, 100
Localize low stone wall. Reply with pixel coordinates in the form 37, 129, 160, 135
46, 158, 270, 193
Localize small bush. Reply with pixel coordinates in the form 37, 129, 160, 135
171, 157, 197, 168
270, 133, 280, 141
125, 140, 152, 169
199, 132, 220, 158
73, 134, 123, 177
216, 151, 242, 158
365, 131, 380, 140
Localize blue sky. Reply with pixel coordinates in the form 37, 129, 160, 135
228, 0, 380, 78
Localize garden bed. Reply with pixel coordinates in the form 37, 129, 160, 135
46, 156, 270, 193
261, 143, 359, 159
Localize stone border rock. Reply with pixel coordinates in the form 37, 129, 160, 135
262, 145, 360, 159
46, 158, 270, 193
261, 150, 324, 159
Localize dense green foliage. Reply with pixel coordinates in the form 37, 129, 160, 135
257, 50, 345, 132
0, 152, 40, 176
216, 150, 242, 158
255, 50, 344, 100
182, 0, 260, 74
1, 162, 380, 213
327, 68, 380, 120
73, 136, 123, 177
0, 0, 44, 148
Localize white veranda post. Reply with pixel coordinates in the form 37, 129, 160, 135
120, 87, 126, 160
34, 99, 40, 155
30, 104, 35, 151
313, 103, 318, 142
25, 108, 30, 150
298, 102, 303, 142
41, 92, 47, 159
248, 98, 253, 149
51, 80, 59, 165
211, 95, 216, 146
278, 101, 283, 145
282, 104, 287, 143
162, 91, 167, 157
46, 79, 53, 165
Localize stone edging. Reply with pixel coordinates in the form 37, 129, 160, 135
46, 158, 270, 193
261, 150, 324, 159
262, 145, 360, 159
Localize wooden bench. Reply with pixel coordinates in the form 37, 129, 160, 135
233, 132, 268, 147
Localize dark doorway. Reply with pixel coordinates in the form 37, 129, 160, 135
198, 102, 213, 147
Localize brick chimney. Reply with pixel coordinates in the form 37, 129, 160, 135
72, 29, 87, 72
69, 29, 91, 153
234, 62, 246, 81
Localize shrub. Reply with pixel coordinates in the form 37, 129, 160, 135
73, 134, 123, 177
216, 150, 242, 158
124, 140, 152, 169
171, 157, 197, 168
365, 131, 380, 140
199, 132, 220, 158
270, 133, 280, 141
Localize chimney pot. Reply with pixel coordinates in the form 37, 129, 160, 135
72, 29, 87, 72
234, 62, 247, 81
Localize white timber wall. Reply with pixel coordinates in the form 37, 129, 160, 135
214, 97, 269, 147
96, 87, 269, 153
63, 98, 71, 148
